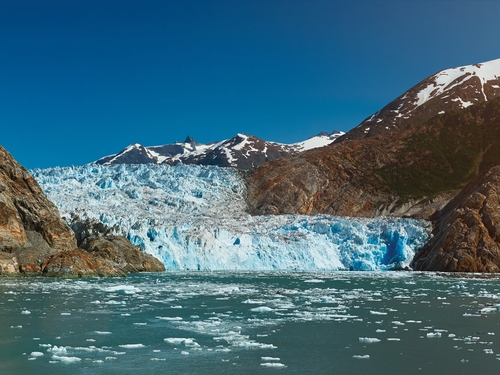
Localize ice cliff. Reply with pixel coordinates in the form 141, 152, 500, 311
31, 164, 431, 271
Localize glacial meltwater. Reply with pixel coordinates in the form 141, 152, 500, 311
1, 271, 500, 374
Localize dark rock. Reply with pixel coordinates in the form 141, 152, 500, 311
80, 235, 165, 273
412, 164, 500, 272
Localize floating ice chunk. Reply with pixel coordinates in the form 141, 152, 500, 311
237, 341, 277, 349
304, 279, 325, 283
39, 344, 52, 347
262, 357, 280, 361
157, 316, 183, 321
52, 355, 81, 362
251, 306, 273, 313
370, 311, 387, 315
181, 351, 189, 355
30, 352, 44, 357
21, 310, 31, 315
164, 338, 197, 346
104, 285, 141, 294
47, 346, 67, 354
488, 332, 495, 335
480, 307, 497, 314
118, 344, 145, 348
11, 325, 22, 329
376, 329, 386, 333
151, 358, 166, 361
359, 337, 381, 343
387, 338, 401, 341
93, 360, 104, 364
353, 355, 370, 359
61, 312, 71, 316
426, 332, 442, 338
95, 331, 112, 335
261, 363, 286, 367
242, 299, 268, 304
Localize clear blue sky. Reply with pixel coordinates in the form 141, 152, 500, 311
2, 0, 500, 169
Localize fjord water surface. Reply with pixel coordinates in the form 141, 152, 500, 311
1, 272, 500, 374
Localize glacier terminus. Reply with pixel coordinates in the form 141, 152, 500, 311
31, 164, 431, 271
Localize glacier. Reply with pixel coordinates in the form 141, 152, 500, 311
31, 164, 431, 271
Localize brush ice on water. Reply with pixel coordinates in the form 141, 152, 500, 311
32, 164, 431, 271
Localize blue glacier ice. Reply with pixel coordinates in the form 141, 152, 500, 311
31, 164, 431, 271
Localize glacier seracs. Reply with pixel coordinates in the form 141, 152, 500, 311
31, 164, 431, 271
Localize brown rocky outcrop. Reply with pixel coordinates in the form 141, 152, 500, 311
412, 164, 500, 272
0, 145, 165, 276
80, 235, 165, 273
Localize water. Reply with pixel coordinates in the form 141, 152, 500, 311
1, 272, 500, 374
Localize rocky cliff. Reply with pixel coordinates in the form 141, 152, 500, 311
0, 145, 164, 276
412, 163, 500, 272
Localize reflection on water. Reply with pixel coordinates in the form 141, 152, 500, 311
1, 271, 500, 374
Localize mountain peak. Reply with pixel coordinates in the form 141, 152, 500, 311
338, 57, 500, 142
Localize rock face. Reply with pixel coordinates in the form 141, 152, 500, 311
80, 236, 165, 273
0, 146, 76, 254
412, 164, 500, 272
0, 145, 165, 276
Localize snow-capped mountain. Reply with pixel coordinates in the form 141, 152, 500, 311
339, 57, 500, 141
93, 131, 343, 169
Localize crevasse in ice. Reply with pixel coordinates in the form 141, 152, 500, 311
31, 164, 431, 271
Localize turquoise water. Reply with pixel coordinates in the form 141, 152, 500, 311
1, 272, 500, 374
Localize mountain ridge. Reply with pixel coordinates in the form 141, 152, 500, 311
93, 131, 344, 169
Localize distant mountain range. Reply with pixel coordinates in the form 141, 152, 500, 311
93, 131, 344, 169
